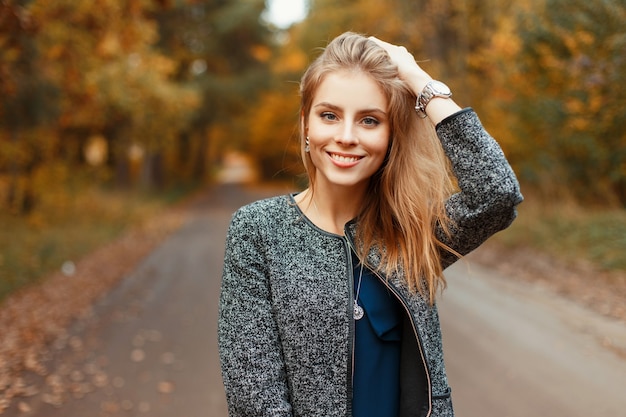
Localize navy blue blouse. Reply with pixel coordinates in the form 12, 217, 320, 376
351, 252, 403, 417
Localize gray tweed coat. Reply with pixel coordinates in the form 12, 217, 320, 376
218, 108, 523, 417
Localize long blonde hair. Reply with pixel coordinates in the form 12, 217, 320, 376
299, 32, 457, 304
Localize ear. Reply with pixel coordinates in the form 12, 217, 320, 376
301, 110, 307, 132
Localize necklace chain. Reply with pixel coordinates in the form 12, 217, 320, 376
312, 194, 364, 320
353, 262, 365, 320
347, 237, 365, 321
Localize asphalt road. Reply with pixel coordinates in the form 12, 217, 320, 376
7, 184, 626, 416
440, 261, 626, 416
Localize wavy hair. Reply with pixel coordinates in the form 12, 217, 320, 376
299, 32, 457, 304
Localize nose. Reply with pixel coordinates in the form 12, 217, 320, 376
335, 122, 358, 146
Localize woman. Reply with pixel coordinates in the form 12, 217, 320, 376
218, 32, 523, 417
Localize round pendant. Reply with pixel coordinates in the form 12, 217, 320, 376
353, 302, 364, 320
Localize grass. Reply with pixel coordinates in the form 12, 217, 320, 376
490, 197, 626, 272
0, 184, 196, 302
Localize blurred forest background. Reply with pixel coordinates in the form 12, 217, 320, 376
1, 0, 625, 299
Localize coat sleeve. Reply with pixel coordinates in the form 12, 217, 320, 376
218, 206, 293, 417
436, 108, 524, 269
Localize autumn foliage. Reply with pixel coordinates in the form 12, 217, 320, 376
0, 0, 270, 214
1, 0, 625, 216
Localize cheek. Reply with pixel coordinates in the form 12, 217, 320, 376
307, 114, 326, 130
307, 125, 335, 146
371, 131, 391, 157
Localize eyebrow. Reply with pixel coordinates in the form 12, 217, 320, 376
313, 102, 388, 116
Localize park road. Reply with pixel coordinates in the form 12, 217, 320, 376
7, 184, 626, 416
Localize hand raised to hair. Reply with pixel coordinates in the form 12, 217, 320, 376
368, 36, 462, 124
368, 36, 432, 97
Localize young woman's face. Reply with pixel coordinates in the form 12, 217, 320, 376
306, 70, 390, 193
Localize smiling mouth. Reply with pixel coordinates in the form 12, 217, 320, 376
328, 152, 363, 163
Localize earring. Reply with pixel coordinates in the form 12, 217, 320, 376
305, 137, 310, 153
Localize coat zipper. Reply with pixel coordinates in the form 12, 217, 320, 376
344, 231, 433, 417
375, 271, 433, 417
343, 236, 356, 417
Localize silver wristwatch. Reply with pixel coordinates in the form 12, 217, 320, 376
415, 80, 452, 116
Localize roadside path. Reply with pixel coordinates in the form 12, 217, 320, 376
440, 260, 626, 416
2, 184, 625, 416
1, 185, 280, 416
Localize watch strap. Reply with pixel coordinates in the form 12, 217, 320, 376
415, 81, 452, 117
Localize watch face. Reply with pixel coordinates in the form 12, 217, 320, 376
431, 80, 451, 95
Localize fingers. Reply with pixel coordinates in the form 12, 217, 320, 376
369, 36, 413, 61
368, 37, 405, 51
369, 36, 400, 53
368, 36, 418, 71
368, 36, 432, 95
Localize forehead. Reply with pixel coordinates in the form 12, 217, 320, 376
312, 70, 388, 111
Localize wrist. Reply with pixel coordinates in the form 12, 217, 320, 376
403, 68, 433, 96
423, 99, 463, 125
415, 80, 452, 117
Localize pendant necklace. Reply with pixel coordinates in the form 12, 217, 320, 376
354, 262, 365, 320
310, 195, 364, 320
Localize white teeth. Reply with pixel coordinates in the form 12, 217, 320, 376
330, 153, 359, 163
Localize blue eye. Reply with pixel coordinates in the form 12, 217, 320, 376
321, 112, 337, 121
362, 117, 380, 126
